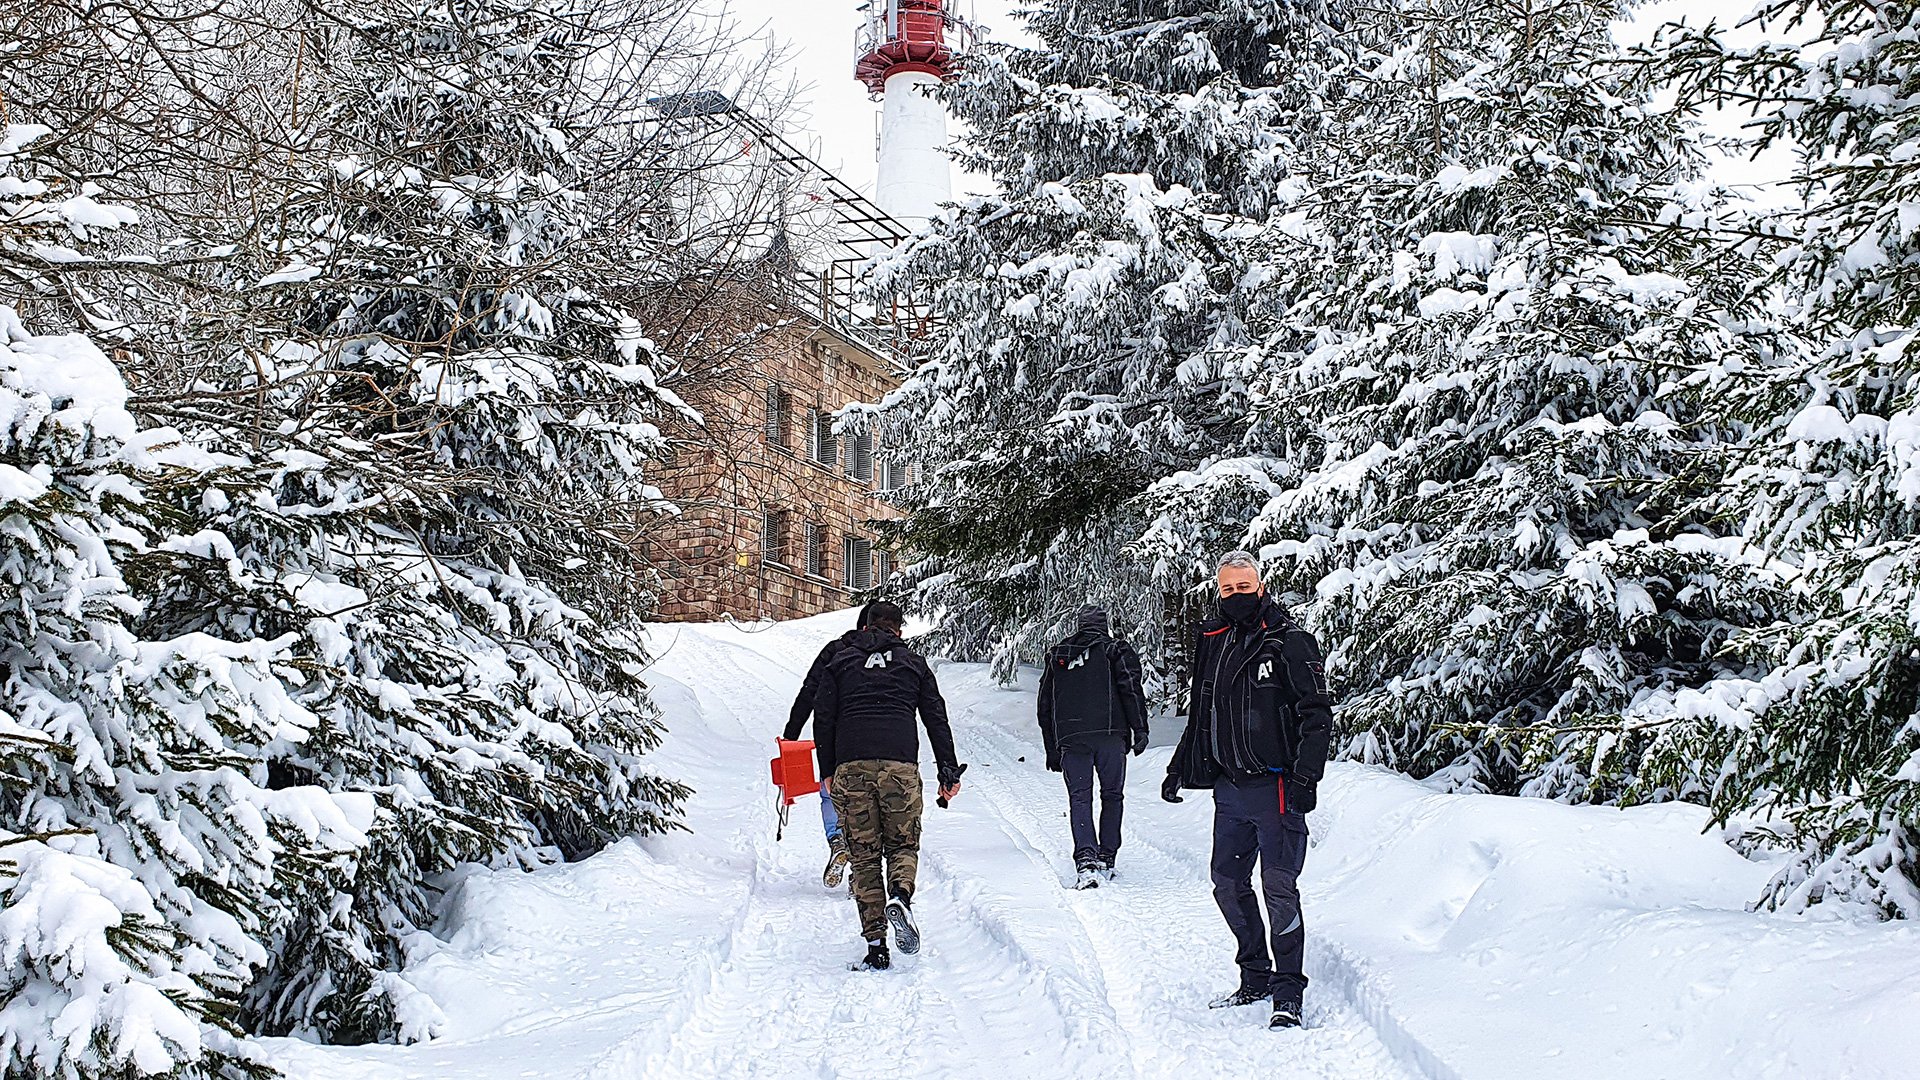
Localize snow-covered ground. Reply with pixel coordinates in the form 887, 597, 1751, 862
264, 614, 1920, 1079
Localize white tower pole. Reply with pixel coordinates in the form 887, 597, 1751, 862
875, 70, 952, 228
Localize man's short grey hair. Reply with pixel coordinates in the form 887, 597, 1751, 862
1217, 550, 1260, 573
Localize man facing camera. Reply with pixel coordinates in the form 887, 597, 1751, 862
1162, 552, 1333, 1030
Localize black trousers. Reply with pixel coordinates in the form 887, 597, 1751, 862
1061, 734, 1127, 867
1210, 772, 1309, 1001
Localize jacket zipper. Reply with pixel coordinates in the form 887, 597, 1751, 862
1207, 634, 1233, 770
1230, 626, 1282, 773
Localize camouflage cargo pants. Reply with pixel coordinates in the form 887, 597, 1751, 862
831, 759, 924, 941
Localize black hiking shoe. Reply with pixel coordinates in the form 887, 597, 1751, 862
850, 940, 890, 971
1208, 987, 1267, 1010
1073, 863, 1102, 890
885, 895, 920, 955
1270, 998, 1303, 1029
823, 835, 848, 889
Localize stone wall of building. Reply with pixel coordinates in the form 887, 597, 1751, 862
649, 311, 904, 623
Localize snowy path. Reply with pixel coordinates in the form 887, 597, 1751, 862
263, 614, 1920, 1080
942, 670, 1414, 1079
264, 616, 1419, 1079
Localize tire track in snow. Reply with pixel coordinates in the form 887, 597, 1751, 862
571, 637, 792, 1080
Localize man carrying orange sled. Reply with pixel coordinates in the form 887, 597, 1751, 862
815, 602, 966, 972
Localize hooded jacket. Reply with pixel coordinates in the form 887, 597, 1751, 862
1167, 595, 1333, 789
815, 628, 963, 786
784, 628, 864, 741
1037, 607, 1149, 762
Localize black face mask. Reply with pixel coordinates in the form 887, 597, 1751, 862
1219, 591, 1263, 626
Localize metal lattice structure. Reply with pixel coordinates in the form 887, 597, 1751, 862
645, 91, 937, 369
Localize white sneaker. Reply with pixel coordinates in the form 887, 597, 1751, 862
885, 897, 920, 954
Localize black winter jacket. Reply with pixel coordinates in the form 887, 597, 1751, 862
784, 629, 863, 741
815, 629, 963, 786
1167, 596, 1333, 789
1037, 608, 1149, 762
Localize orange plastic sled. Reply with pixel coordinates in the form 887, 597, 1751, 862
771, 738, 820, 805
771, 739, 819, 840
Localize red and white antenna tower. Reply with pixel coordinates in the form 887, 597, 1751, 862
855, 1, 977, 228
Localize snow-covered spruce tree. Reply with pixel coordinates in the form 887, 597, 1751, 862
871, 0, 1355, 681
129, 0, 701, 1041
1145, 0, 1787, 796
1625, 0, 1920, 917
7, 0, 791, 1045
0, 306, 345, 1080
1, 127, 317, 1080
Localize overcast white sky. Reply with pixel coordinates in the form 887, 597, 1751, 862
723, 0, 1028, 199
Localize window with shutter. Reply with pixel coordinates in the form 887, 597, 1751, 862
804, 523, 827, 579
846, 430, 875, 483
874, 548, 894, 584
842, 536, 873, 591
764, 385, 790, 452
880, 457, 909, 493
809, 411, 837, 467
761, 509, 790, 566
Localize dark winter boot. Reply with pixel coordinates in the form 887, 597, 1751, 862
823, 834, 848, 889
1208, 987, 1267, 1010
1269, 998, 1303, 1030
1073, 864, 1102, 890
885, 894, 920, 955
850, 940, 890, 972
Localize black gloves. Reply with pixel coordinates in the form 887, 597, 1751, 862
1161, 773, 1183, 803
1131, 730, 1149, 756
936, 763, 967, 808
1045, 753, 1061, 773
1284, 776, 1317, 815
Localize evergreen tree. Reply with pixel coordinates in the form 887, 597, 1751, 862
1140, 0, 1789, 795
5, 0, 718, 1055
167, 0, 695, 1040
873, 0, 1355, 682
2, 125, 298, 1080
1629, 0, 1920, 917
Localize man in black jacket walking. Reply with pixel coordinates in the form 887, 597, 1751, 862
1162, 551, 1333, 1030
816, 602, 966, 972
785, 602, 875, 889
1038, 606, 1150, 888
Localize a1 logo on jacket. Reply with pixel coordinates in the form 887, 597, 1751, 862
1257, 660, 1275, 681
865, 650, 893, 669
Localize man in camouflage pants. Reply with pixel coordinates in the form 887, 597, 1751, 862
833, 761, 923, 936
816, 602, 966, 971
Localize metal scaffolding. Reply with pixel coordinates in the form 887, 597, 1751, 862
644, 91, 937, 369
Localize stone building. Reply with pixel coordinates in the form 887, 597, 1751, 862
647, 300, 908, 623
642, 96, 923, 623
